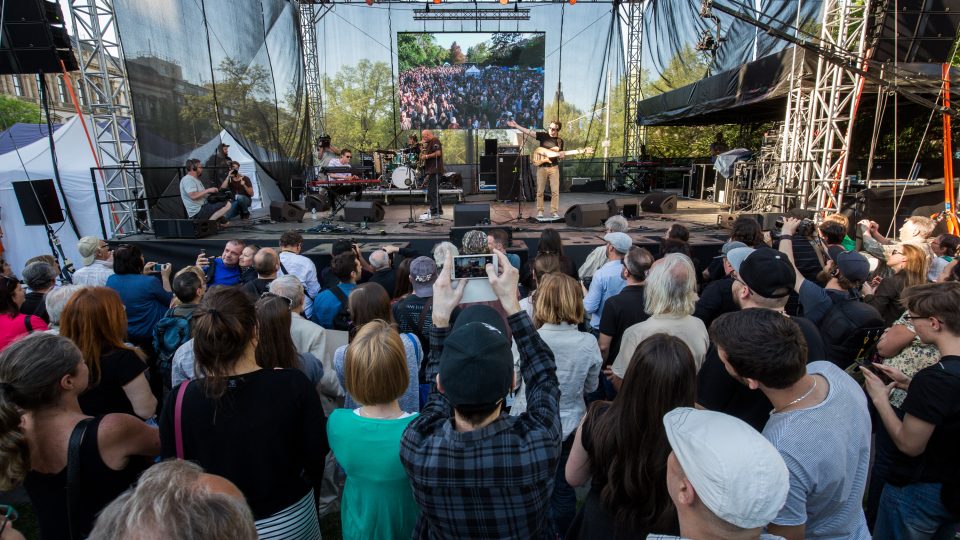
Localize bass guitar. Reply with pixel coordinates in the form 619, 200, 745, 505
531, 146, 595, 166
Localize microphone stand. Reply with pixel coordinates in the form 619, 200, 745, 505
499, 128, 531, 225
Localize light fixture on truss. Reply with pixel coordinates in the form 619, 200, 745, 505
412, 7, 531, 20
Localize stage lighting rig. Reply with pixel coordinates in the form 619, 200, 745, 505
413, 7, 530, 20
696, 0, 723, 56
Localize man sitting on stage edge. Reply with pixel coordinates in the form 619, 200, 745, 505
179, 158, 231, 222
508, 119, 564, 219
195, 240, 245, 287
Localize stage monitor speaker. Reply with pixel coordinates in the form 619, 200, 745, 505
12, 179, 64, 226
454, 203, 491, 227
0, 0, 78, 74
343, 200, 385, 223
841, 184, 946, 237
565, 203, 610, 228
484, 138, 498, 156
270, 201, 306, 222
302, 194, 330, 212
640, 192, 678, 214
479, 155, 497, 175
153, 219, 217, 239
607, 197, 640, 219
449, 225, 512, 248
497, 155, 528, 201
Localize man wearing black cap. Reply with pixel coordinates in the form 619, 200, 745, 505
205, 142, 231, 185
696, 247, 826, 431
400, 250, 562, 539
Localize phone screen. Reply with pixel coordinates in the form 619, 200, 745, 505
453, 254, 494, 280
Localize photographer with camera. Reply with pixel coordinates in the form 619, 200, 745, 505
221, 161, 253, 220
773, 212, 824, 283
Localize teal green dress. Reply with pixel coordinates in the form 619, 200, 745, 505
327, 409, 420, 539
841, 235, 856, 252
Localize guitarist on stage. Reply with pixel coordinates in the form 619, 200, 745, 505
508, 119, 564, 218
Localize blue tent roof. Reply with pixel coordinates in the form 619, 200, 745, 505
0, 123, 60, 155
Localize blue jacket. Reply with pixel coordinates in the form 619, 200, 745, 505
107, 274, 174, 340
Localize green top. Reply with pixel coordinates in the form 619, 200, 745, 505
841, 234, 856, 252
327, 409, 420, 540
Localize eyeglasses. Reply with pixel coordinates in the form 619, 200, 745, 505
891, 249, 902, 255
260, 291, 292, 306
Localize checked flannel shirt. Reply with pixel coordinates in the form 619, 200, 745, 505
400, 311, 562, 539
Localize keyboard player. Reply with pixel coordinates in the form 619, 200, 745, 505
324, 148, 365, 216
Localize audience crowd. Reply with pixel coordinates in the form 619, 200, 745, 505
1, 211, 959, 540
399, 65, 544, 131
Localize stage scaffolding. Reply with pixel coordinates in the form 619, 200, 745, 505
66, 0, 148, 237
623, 0, 645, 161
300, 1, 332, 143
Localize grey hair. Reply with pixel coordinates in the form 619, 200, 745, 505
269, 275, 305, 310
369, 250, 390, 271
22, 262, 58, 290
432, 241, 460, 267
644, 253, 698, 316
88, 460, 257, 540
623, 247, 654, 281
44, 284, 87, 325
605, 215, 629, 233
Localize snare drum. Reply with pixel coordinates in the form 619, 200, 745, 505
391, 166, 417, 189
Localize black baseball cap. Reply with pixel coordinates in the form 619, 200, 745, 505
738, 249, 796, 299
438, 305, 513, 408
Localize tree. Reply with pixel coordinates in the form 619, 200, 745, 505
466, 43, 491, 65
0, 95, 41, 127
449, 42, 466, 65
323, 60, 397, 152
398, 34, 447, 72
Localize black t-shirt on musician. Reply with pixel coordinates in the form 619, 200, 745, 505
891, 356, 960, 486
535, 132, 564, 165
598, 285, 649, 367
696, 314, 826, 432
422, 139, 443, 175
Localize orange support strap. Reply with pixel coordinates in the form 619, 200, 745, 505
943, 63, 958, 234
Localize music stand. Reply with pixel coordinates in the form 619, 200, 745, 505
12, 179, 74, 282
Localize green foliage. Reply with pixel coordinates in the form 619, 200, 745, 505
397, 34, 447, 72
0, 95, 41, 128
323, 60, 396, 152
466, 43, 491, 65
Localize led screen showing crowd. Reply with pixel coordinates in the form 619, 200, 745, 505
398, 32, 545, 131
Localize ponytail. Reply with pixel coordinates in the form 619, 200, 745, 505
192, 287, 257, 399
0, 333, 84, 490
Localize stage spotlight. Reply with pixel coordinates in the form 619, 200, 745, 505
499, 0, 508, 5
366, 0, 373, 5
433, 0, 441, 4
569, 0, 576, 4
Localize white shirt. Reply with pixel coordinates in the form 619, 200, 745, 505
510, 322, 601, 439
179, 174, 206, 217
278, 251, 321, 318
613, 314, 709, 377
72, 259, 114, 286
327, 157, 350, 180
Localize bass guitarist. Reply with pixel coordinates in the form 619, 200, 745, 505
508, 119, 564, 218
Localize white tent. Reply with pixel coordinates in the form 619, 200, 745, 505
0, 116, 116, 275
465, 65, 481, 77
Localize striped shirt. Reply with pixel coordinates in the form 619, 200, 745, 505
763, 361, 871, 539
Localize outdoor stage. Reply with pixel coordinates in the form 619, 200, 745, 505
120, 192, 735, 272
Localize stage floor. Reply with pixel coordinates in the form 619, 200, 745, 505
122, 192, 734, 269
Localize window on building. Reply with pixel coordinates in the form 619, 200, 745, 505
76, 80, 86, 106
57, 76, 68, 103
12, 75, 23, 96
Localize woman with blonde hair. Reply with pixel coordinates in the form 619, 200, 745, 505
0, 333, 158, 539
327, 320, 420, 539
333, 283, 422, 413
511, 272, 601, 536
60, 287, 156, 419
865, 243, 929, 326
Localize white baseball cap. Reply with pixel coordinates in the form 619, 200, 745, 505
663, 407, 789, 529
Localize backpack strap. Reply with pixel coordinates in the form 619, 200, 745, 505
279, 257, 314, 300
65, 417, 94, 540
23, 315, 33, 333
329, 284, 348, 308
174, 380, 191, 459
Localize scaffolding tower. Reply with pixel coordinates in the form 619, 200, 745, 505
66, 0, 147, 237
622, 0, 645, 160
299, 1, 332, 145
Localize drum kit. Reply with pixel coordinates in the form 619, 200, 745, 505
373, 149, 423, 190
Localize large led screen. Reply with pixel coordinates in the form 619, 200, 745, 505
398, 32, 545, 131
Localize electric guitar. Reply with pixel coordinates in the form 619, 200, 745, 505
531, 146, 595, 166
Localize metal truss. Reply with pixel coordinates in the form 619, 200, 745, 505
66, 0, 148, 236
623, 0, 644, 160
300, 1, 331, 142
412, 8, 531, 21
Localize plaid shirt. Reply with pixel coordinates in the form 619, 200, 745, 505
400, 311, 562, 539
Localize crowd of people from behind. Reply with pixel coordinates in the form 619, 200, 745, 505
399, 65, 544, 131
1, 209, 960, 540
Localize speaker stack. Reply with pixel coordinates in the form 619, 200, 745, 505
564, 203, 611, 228
454, 203, 491, 227
343, 201, 385, 223
497, 155, 528, 201
0, 0, 78, 74
270, 201, 307, 222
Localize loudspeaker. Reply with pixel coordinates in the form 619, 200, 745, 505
497, 155, 528, 201
12, 179, 64, 225
841, 185, 947, 236
153, 219, 217, 239
449, 225, 512, 248
479, 155, 497, 174
565, 203, 610, 228
270, 201, 306, 222
454, 203, 491, 227
0, 0, 78, 74
302, 194, 329, 212
640, 192, 678, 214
607, 198, 640, 219
484, 138, 498, 156
343, 200, 385, 223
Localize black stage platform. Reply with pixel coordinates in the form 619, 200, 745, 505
118, 193, 734, 272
